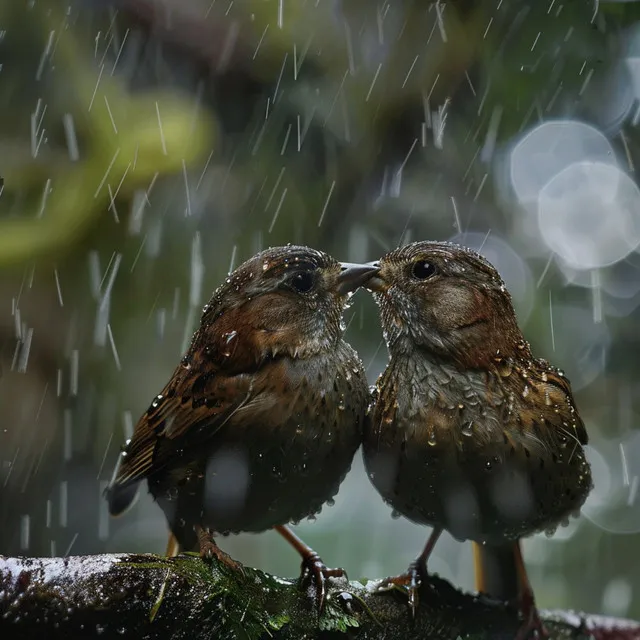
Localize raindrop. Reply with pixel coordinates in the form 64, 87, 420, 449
221, 331, 238, 357
98, 481, 109, 541
629, 476, 639, 507
59, 481, 68, 528
63, 410, 73, 462
20, 515, 30, 551
461, 422, 474, 437
69, 349, 79, 395
122, 411, 134, 440
427, 431, 437, 447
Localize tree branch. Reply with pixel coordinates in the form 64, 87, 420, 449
0, 554, 638, 639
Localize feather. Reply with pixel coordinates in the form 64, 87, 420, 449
105, 361, 257, 502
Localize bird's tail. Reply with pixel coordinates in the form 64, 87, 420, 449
105, 480, 141, 516
104, 452, 141, 516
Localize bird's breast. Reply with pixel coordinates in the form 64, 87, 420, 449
152, 344, 368, 535
363, 356, 592, 544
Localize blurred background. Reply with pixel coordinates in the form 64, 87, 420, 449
1, 0, 640, 623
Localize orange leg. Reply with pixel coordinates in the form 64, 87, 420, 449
376, 527, 443, 616
513, 542, 548, 640
274, 524, 345, 614
472, 541, 487, 593
165, 532, 180, 557
473, 541, 548, 639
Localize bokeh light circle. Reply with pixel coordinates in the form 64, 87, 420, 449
582, 432, 640, 535
538, 161, 640, 269
509, 120, 616, 205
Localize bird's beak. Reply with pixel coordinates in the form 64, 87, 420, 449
361, 261, 388, 293
336, 262, 381, 295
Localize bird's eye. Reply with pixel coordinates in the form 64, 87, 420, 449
288, 271, 316, 293
411, 260, 437, 280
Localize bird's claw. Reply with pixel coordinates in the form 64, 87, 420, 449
514, 614, 549, 640
514, 590, 549, 640
196, 526, 244, 574
374, 560, 425, 617
300, 552, 346, 614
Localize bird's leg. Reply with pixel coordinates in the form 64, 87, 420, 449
195, 524, 244, 572
376, 527, 443, 616
513, 542, 549, 640
472, 541, 487, 592
472, 541, 519, 597
165, 532, 180, 557
274, 524, 345, 614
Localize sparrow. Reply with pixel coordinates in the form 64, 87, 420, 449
105, 245, 379, 612
362, 240, 592, 638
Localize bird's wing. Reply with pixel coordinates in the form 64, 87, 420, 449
536, 363, 588, 445
110, 363, 258, 490
508, 360, 588, 454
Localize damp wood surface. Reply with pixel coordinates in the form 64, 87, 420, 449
1, 553, 639, 640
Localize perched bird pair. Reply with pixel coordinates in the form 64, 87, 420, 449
106, 242, 593, 638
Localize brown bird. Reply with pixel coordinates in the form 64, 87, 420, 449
106, 245, 378, 611
362, 240, 592, 638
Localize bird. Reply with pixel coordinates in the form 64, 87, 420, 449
105, 244, 379, 612
362, 240, 593, 638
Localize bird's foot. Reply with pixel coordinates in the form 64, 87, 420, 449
195, 525, 244, 573
299, 551, 347, 614
374, 560, 426, 617
514, 589, 549, 640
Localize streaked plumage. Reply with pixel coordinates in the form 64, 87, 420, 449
106, 245, 377, 610
363, 241, 592, 637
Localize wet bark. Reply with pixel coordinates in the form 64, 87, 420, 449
0, 553, 638, 640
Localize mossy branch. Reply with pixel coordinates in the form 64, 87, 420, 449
0, 554, 638, 640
